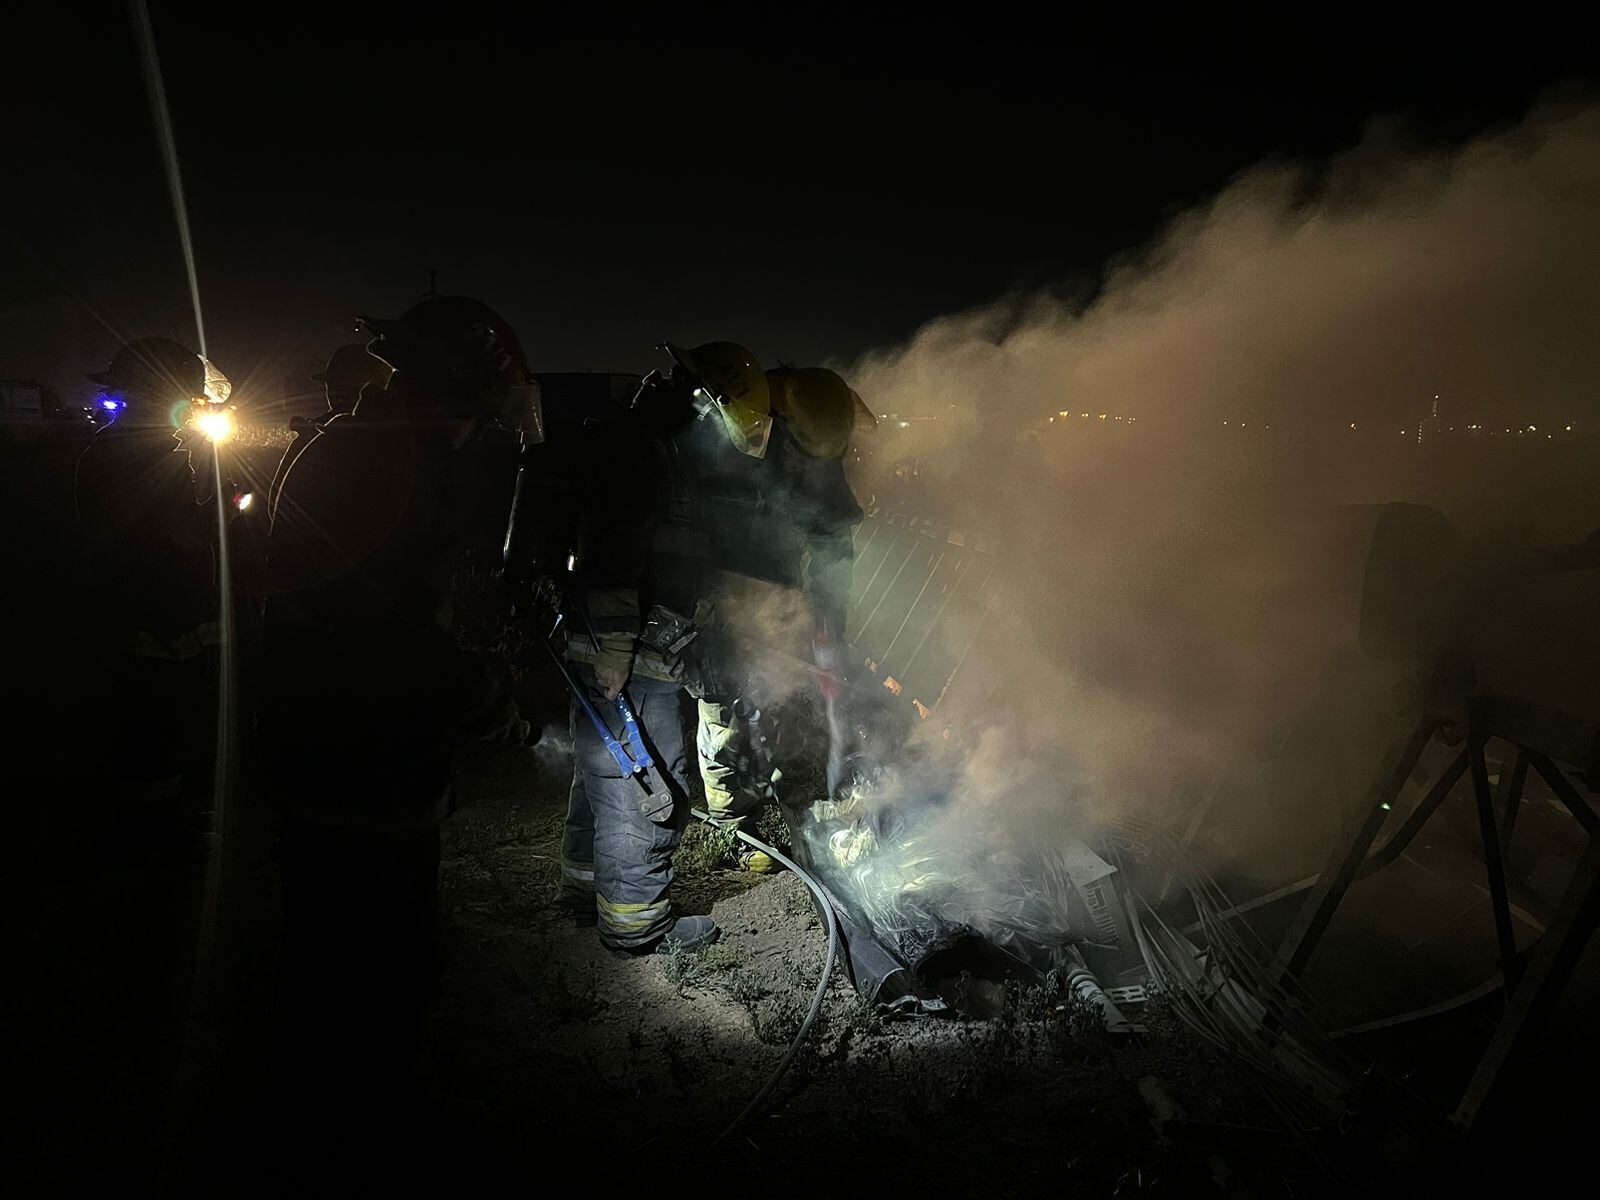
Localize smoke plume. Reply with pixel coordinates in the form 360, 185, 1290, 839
837, 97, 1600, 885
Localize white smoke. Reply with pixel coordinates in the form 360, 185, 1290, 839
530, 724, 574, 772
851, 98, 1600, 464
834, 96, 1600, 883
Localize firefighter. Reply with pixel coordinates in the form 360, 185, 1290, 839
75, 337, 220, 850
261, 295, 533, 1149
555, 342, 772, 950
266, 342, 393, 521
558, 350, 869, 940
696, 365, 871, 869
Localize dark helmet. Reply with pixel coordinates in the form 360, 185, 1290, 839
87, 337, 206, 406
311, 343, 393, 391
358, 296, 541, 438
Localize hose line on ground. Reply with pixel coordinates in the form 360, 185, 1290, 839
689, 807, 841, 1146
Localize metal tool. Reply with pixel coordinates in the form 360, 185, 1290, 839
541, 612, 655, 790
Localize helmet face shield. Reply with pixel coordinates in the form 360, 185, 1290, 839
718, 401, 773, 458
691, 384, 772, 458
499, 380, 545, 443
667, 341, 772, 459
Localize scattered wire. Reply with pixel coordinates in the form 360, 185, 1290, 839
1110, 818, 1474, 1193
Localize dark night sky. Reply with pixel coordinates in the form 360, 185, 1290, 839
4, 5, 1596, 405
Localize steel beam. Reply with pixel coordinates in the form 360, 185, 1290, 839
1467, 721, 1520, 980
1359, 748, 1470, 878
1494, 746, 1530, 850
1453, 826, 1600, 1128
1274, 719, 1435, 980
1528, 752, 1600, 837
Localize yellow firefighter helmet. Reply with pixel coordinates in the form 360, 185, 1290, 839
665, 341, 773, 458
767, 366, 876, 460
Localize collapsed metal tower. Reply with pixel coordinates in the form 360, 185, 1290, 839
806, 499, 1599, 1150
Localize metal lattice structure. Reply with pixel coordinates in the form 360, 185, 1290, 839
846, 511, 997, 719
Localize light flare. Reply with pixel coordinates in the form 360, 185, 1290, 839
194, 406, 236, 443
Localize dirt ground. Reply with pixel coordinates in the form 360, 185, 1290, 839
424, 734, 1348, 1197
11, 713, 1497, 1197
18, 680, 1591, 1196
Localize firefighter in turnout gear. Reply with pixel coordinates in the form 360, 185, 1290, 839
549, 346, 769, 952
696, 365, 869, 868
262, 294, 534, 1150
496, 368, 703, 954
75, 337, 221, 849
624, 341, 787, 872
557, 345, 867, 935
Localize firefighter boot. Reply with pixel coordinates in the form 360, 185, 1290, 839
655, 915, 720, 954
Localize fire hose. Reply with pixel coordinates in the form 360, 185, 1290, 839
688, 805, 841, 1146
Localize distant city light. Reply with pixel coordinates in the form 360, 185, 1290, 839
1014, 403, 1572, 448
1046, 410, 1141, 426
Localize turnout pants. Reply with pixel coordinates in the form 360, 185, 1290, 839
695, 695, 779, 830
680, 596, 784, 831
561, 676, 688, 950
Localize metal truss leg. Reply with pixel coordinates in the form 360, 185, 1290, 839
1453, 827, 1600, 1129
1528, 752, 1600, 837
1274, 719, 1435, 980
1468, 719, 1520, 981
1495, 745, 1530, 852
